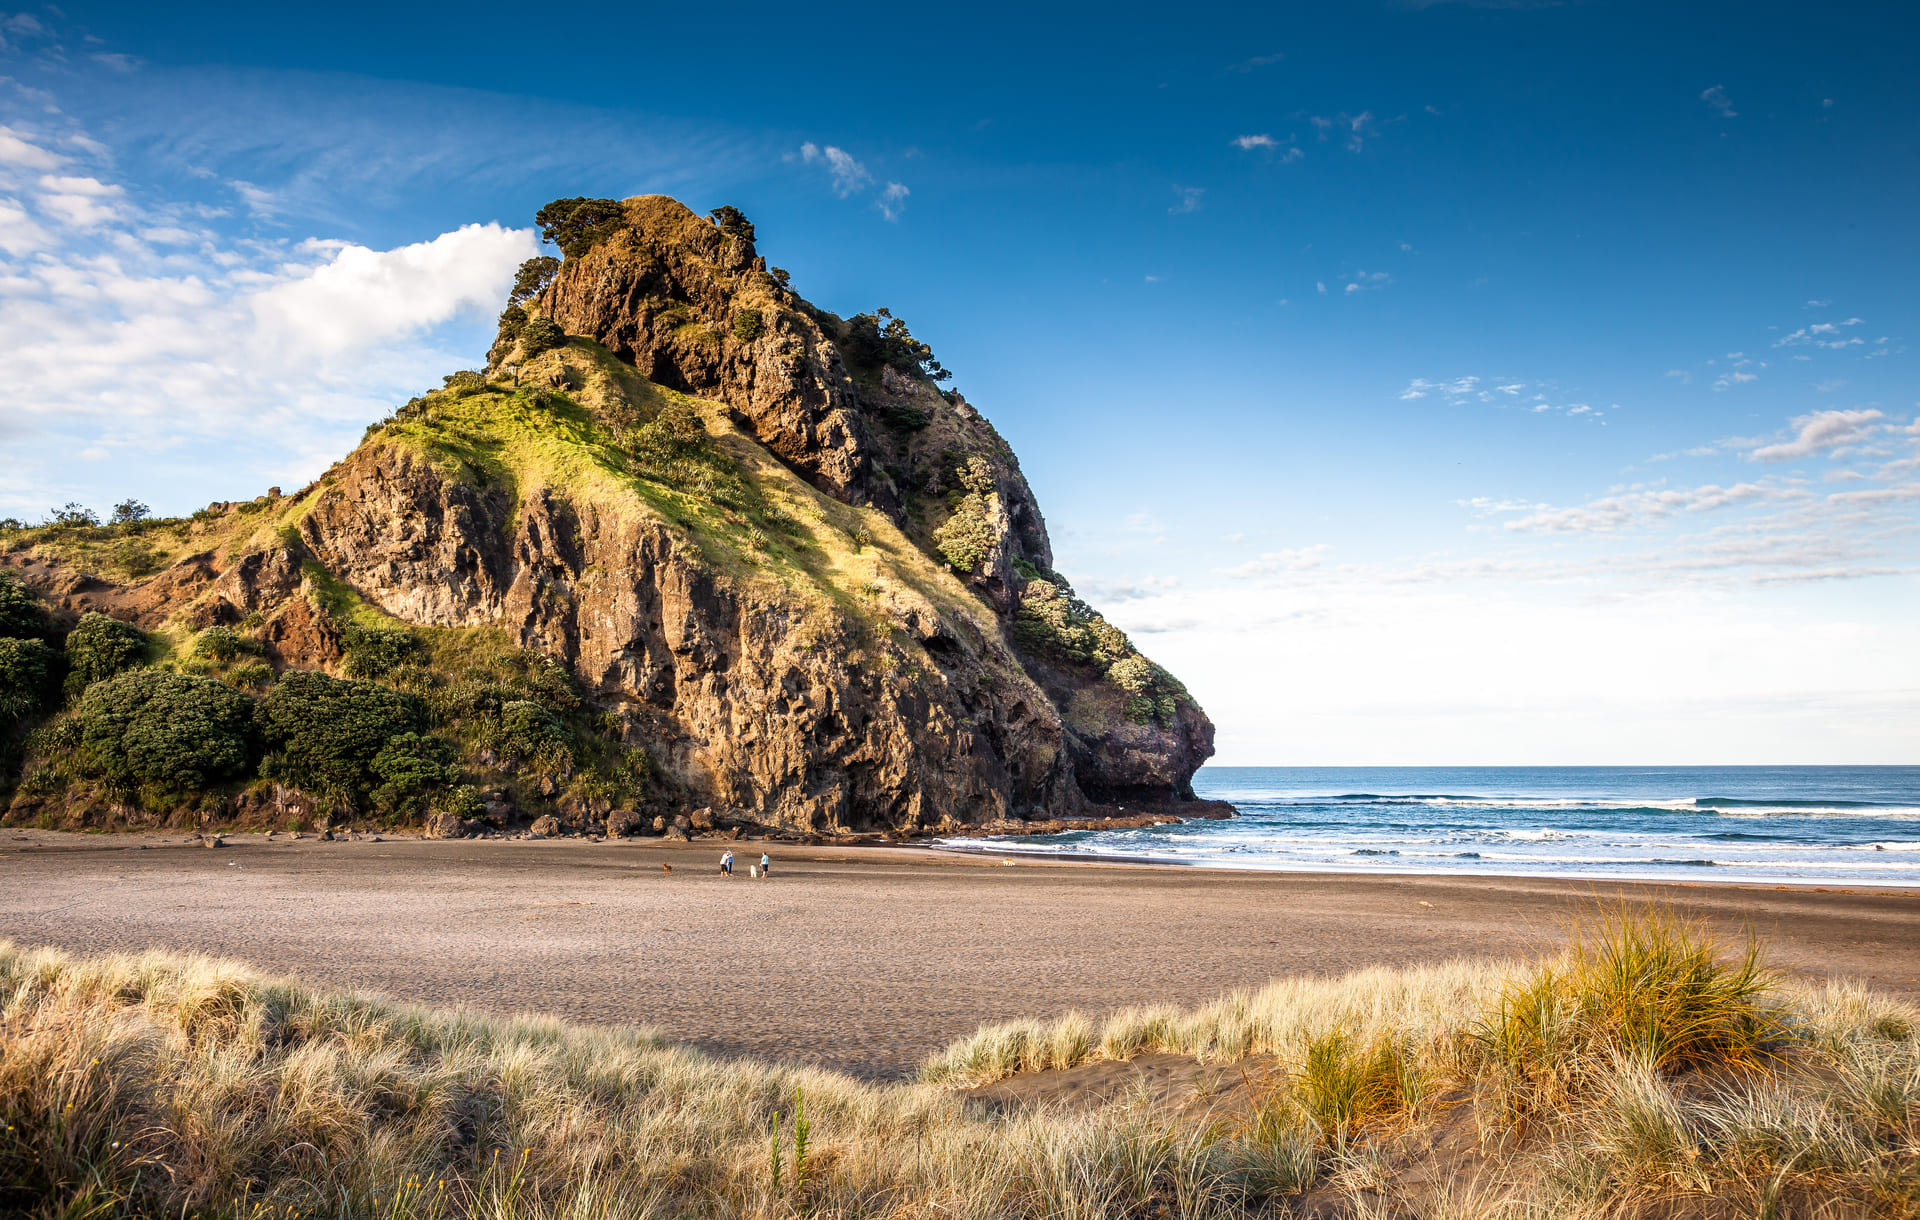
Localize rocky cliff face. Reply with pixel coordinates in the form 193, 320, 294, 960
4, 196, 1219, 834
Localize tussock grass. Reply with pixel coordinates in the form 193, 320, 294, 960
5, 906, 1917, 1219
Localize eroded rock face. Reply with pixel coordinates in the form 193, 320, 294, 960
284, 445, 1075, 831
537, 196, 875, 505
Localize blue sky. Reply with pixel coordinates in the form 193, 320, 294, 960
1, 0, 1915, 763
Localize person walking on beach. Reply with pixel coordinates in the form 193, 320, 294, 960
721, 849, 734, 876
760, 851, 771, 878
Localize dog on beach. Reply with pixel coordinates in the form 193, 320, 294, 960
662, 863, 672, 875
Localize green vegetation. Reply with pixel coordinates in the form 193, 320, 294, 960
74, 669, 257, 793
934, 492, 996, 572
0, 638, 58, 723
341, 621, 417, 679
509, 255, 560, 305
533, 196, 626, 258
519, 314, 567, 356
708, 204, 755, 243
732, 306, 765, 341
255, 671, 426, 806
60, 611, 146, 696
841, 307, 951, 382
1009, 569, 1188, 726
4, 909, 1913, 1220
0, 571, 50, 641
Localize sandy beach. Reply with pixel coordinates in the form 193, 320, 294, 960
4, 829, 1917, 1080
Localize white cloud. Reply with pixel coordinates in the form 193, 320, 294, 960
1746, 409, 1885, 462
1504, 481, 1797, 534
1701, 85, 1737, 118
875, 181, 908, 221
1343, 270, 1390, 293
1169, 185, 1205, 214
1232, 134, 1277, 150
0, 125, 63, 170
251, 224, 538, 357
0, 196, 50, 254
35, 174, 125, 227
1773, 317, 1867, 349
800, 142, 872, 197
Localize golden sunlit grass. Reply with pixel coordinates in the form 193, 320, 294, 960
4, 906, 1916, 1219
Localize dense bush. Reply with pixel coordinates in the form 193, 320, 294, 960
255, 671, 424, 804
0, 571, 49, 641
63, 611, 147, 695
519, 316, 567, 356
707, 205, 755, 243
534, 197, 625, 259
74, 670, 257, 792
342, 623, 417, 679
109, 499, 150, 527
368, 731, 462, 817
194, 626, 248, 663
508, 256, 560, 305
841, 308, 950, 382
495, 304, 528, 343
732, 308, 764, 341
933, 494, 996, 573
0, 638, 59, 723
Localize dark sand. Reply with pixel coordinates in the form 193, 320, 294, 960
4, 830, 1917, 1079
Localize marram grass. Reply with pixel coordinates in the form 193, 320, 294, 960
3, 905, 1917, 1219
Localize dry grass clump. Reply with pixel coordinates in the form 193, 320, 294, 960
4, 906, 1916, 1219
926, 905, 1920, 1218
0, 941, 1296, 1220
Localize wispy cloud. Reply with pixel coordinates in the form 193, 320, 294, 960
1227, 52, 1285, 73
1169, 185, 1205, 214
1504, 481, 1797, 534
1214, 545, 1330, 578
1701, 85, 1737, 118
1399, 375, 1615, 420
1310, 111, 1377, 152
1343, 270, 1391, 294
875, 181, 909, 221
800, 141, 872, 197
1774, 317, 1867, 349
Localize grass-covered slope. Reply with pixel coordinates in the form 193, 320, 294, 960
3, 908, 1914, 1219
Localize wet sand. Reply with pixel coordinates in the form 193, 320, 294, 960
4, 829, 1917, 1079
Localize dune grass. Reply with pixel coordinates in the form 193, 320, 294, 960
3, 906, 1917, 1218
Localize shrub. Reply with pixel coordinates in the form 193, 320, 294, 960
492, 699, 568, 762
508, 255, 560, 305
933, 494, 996, 573
442, 370, 488, 396
368, 731, 462, 818
519, 316, 567, 356
226, 662, 273, 690
63, 611, 147, 695
109, 499, 151, 527
0, 570, 49, 640
708, 205, 755, 243
342, 623, 417, 679
841, 308, 950, 382
74, 669, 257, 791
48, 502, 98, 528
112, 536, 160, 576
194, 626, 247, 663
533, 197, 625, 258
495, 304, 528, 341
0, 637, 60, 722
732, 307, 764, 341
255, 671, 423, 804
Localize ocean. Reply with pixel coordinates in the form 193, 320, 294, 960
960, 766, 1920, 886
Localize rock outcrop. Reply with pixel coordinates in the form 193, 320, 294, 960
3, 195, 1220, 835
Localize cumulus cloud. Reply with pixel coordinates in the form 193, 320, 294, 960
1701, 85, 1737, 117
1232, 133, 1277, 150
0, 122, 538, 516
0, 124, 63, 170
1746, 408, 1885, 462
